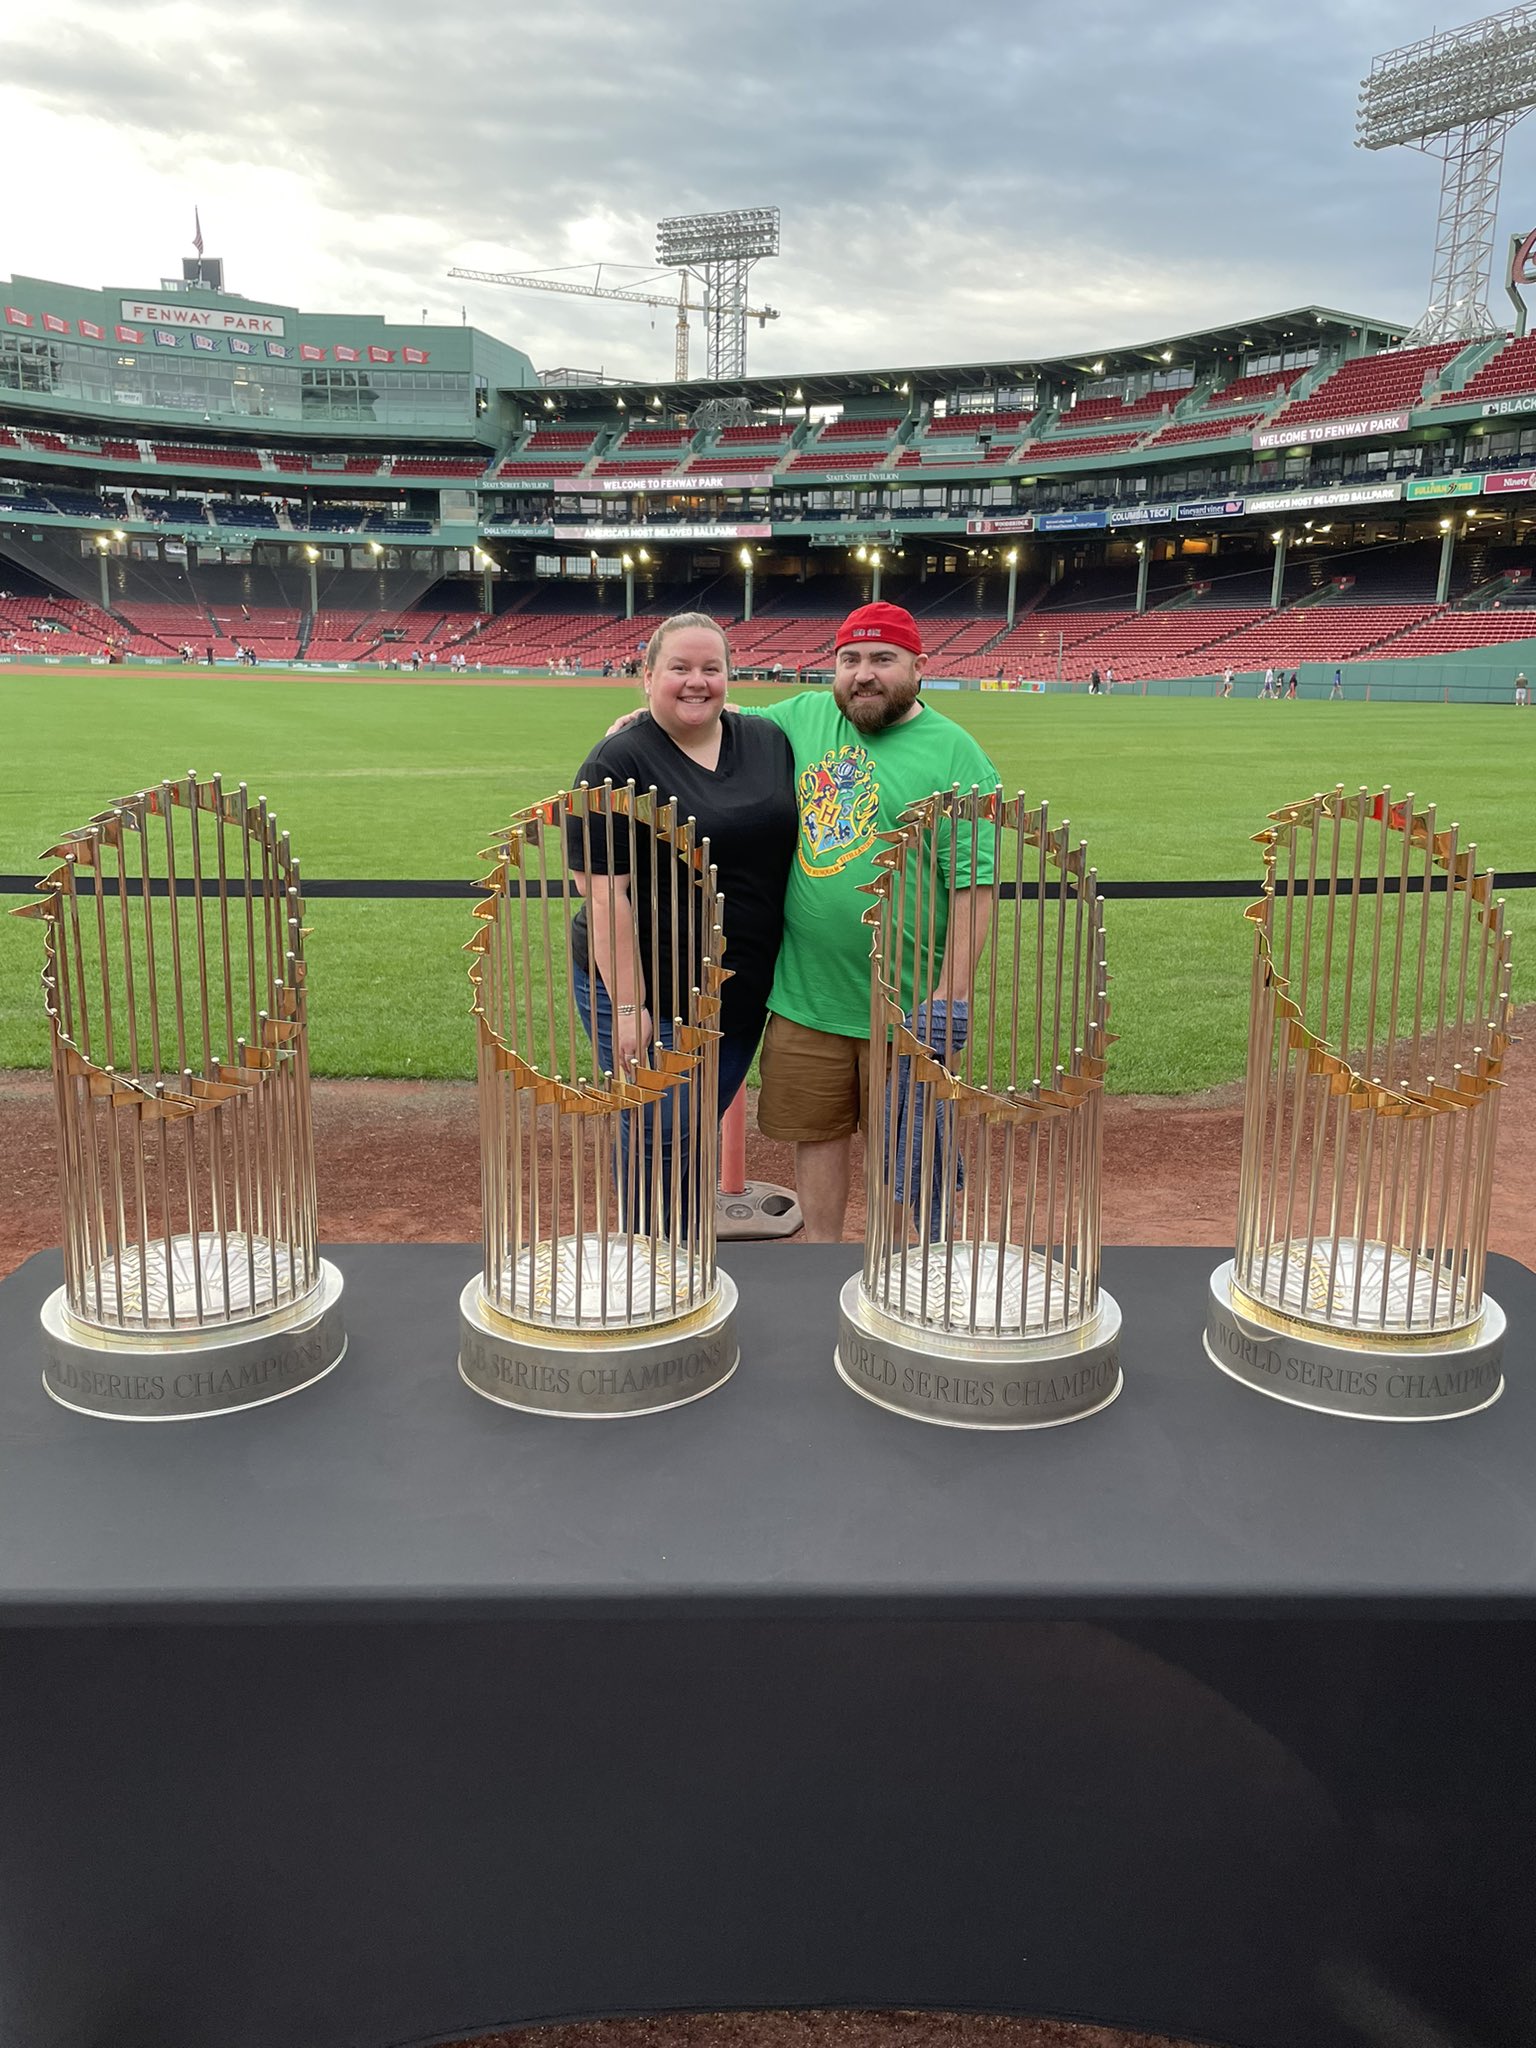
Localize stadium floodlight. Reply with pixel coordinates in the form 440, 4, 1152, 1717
1358, 5, 1536, 342
655, 207, 781, 379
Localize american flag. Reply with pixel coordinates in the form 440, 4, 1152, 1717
193, 208, 204, 258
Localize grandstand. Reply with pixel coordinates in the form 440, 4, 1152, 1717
2, 270, 1535, 691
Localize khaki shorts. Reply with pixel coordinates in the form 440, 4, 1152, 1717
757, 1013, 872, 1143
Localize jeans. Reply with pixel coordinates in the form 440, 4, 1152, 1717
572, 960, 759, 1235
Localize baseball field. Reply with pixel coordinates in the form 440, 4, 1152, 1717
3, 665, 1531, 1093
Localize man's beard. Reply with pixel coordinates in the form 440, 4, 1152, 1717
835, 679, 920, 732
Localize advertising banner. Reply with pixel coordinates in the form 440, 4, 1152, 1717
1107, 503, 1174, 526
1036, 510, 1107, 532
965, 514, 1035, 534
1253, 411, 1410, 450
1480, 395, 1536, 417
1404, 475, 1481, 500
551, 524, 772, 543
1243, 482, 1403, 514
1482, 469, 1536, 494
1176, 497, 1245, 521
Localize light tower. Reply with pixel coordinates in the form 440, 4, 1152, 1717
655, 208, 781, 379
1358, 4, 1536, 343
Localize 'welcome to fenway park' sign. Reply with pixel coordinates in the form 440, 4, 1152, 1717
1252, 411, 1409, 450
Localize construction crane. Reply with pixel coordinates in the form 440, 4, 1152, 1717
447, 265, 779, 380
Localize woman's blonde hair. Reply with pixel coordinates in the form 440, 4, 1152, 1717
643, 611, 731, 673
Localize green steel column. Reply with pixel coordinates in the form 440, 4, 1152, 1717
1437, 525, 1456, 605
1270, 528, 1287, 611
1135, 544, 1150, 614
1006, 551, 1019, 627
98, 547, 110, 613
624, 561, 635, 620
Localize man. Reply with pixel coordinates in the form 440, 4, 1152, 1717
752, 602, 1000, 1242
1330, 668, 1343, 700
1515, 670, 1530, 708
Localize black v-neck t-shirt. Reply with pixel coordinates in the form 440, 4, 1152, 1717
567, 710, 797, 1039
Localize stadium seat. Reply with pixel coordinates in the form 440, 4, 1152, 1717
715, 425, 794, 446
785, 451, 888, 472
1140, 411, 1264, 448
1065, 393, 1174, 424
390, 456, 489, 476
612, 428, 692, 449
687, 454, 783, 474
1022, 432, 1146, 461
815, 416, 902, 442
1265, 344, 1465, 432
1199, 367, 1303, 409
150, 444, 264, 470
1439, 333, 1536, 405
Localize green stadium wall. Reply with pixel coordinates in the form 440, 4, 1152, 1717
923, 642, 1536, 700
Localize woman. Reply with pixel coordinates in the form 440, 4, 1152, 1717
567, 612, 797, 1210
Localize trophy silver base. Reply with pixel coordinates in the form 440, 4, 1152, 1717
835, 1270, 1122, 1430
41, 1256, 346, 1422
458, 1267, 739, 1418
1205, 1259, 1504, 1422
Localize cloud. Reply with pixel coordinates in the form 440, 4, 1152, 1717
6, 0, 1536, 377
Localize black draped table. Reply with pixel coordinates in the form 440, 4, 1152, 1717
0, 1243, 1533, 2048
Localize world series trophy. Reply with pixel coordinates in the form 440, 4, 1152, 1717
836, 787, 1121, 1428
15, 774, 345, 1420
458, 781, 739, 1417
1207, 786, 1515, 1421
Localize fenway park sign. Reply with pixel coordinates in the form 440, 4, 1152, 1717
121, 299, 285, 337
1252, 410, 1410, 451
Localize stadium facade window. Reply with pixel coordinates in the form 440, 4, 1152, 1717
1243, 347, 1320, 378
0, 336, 472, 425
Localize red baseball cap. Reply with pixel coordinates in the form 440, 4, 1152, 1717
834, 601, 924, 656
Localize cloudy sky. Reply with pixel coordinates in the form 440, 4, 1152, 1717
5, 0, 1536, 380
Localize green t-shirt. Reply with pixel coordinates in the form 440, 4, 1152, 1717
754, 693, 1000, 1037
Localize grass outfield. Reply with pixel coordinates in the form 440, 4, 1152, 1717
2, 667, 1531, 1093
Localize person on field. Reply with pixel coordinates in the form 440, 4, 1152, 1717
569, 613, 797, 1223
748, 602, 999, 1242
1330, 668, 1344, 700
1515, 670, 1530, 708
601, 602, 1000, 1243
